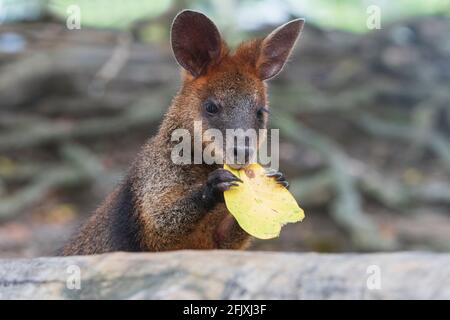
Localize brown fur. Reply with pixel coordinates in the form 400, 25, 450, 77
61, 10, 303, 256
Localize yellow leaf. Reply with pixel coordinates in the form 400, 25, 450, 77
223, 163, 305, 239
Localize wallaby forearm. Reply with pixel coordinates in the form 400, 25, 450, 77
139, 177, 230, 250
150, 187, 216, 234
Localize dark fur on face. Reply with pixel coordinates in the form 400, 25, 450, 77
180, 57, 268, 164
166, 10, 304, 165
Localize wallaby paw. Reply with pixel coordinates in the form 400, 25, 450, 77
207, 168, 242, 193
265, 169, 289, 189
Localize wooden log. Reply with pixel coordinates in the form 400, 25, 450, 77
0, 251, 448, 299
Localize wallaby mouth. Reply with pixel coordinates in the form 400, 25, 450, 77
225, 145, 256, 169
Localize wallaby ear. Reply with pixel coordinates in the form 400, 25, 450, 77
257, 19, 304, 80
171, 10, 222, 77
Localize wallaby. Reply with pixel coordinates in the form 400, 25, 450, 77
61, 10, 304, 255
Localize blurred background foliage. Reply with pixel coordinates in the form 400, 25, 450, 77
1, 0, 450, 32
0, 0, 450, 257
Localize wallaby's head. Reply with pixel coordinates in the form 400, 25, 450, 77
169, 10, 304, 167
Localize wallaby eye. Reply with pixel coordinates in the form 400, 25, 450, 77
257, 106, 269, 119
204, 100, 220, 115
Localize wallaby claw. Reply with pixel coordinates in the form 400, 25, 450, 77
215, 182, 239, 192
207, 169, 242, 193
265, 169, 289, 189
